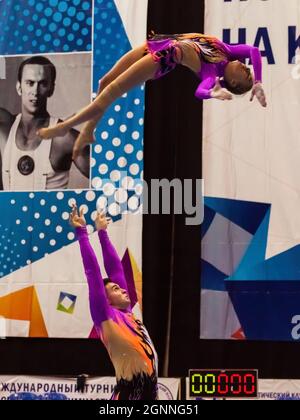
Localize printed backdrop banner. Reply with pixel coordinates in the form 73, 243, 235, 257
0, 376, 180, 400
201, 0, 300, 341
0, 1, 147, 337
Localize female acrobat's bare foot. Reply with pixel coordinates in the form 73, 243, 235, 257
37, 122, 69, 139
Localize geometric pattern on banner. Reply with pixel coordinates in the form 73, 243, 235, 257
201, 260, 228, 292
202, 197, 271, 292
0, 0, 92, 55
227, 233, 300, 340
201, 197, 271, 340
91, 0, 144, 205
226, 202, 300, 340
0, 0, 146, 340
204, 197, 270, 235
227, 281, 300, 341
88, 246, 142, 338
231, 328, 245, 340
57, 292, 77, 314
203, 0, 300, 342
227, 208, 271, 282
0, 190, 122, 278
200, 289, 243, 340
129, 248, 143, 311
203, 197, 300, 340
202, 213, 253, 276
114, 0, 148, 49
122, 249, 140, 309
0, 286, 48, 337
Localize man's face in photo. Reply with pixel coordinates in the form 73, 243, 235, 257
17, 64, 54, 115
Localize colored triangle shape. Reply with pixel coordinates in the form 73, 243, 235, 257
114, 0, 147, 48
228, 209, 271, 281
127, 249, 142, 310
122, 248, 138, 308
205, 197, 270, 235
89, 325, 100, 339
231, 328, 246, 340
0, 286, 33, 320
0, 286, 48, 337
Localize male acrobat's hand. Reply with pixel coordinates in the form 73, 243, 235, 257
95, 211, 111, 231
69, 203, 86, 228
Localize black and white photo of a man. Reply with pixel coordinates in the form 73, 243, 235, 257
0, 54, 91, 190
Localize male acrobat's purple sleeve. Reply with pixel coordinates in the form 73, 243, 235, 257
76, 227, 112, 325
98, 230, 128, 292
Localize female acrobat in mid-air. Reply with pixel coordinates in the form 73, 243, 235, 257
38, 33, 267, 159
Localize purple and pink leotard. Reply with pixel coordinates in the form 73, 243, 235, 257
76, 227, 158, 400
147, 33, 262, 100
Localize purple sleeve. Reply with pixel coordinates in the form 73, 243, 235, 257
195, 63, 217, 100
76, 227, 112, 325
224, 43, 262, 83
98, 230, 128, 292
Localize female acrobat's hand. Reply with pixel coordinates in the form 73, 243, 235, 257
210, 77, 233, 101
95, 211, 111, 231
69, 204, 86, 228
250, 82, 267, 107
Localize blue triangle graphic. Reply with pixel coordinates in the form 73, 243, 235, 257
205, 197, 270, 235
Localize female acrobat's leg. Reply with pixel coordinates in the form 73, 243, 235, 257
37, 49, 158, 158
73, 43, 149, 153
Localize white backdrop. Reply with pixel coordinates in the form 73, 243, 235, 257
204, 0, 300, 258
201, 0, 300, 340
